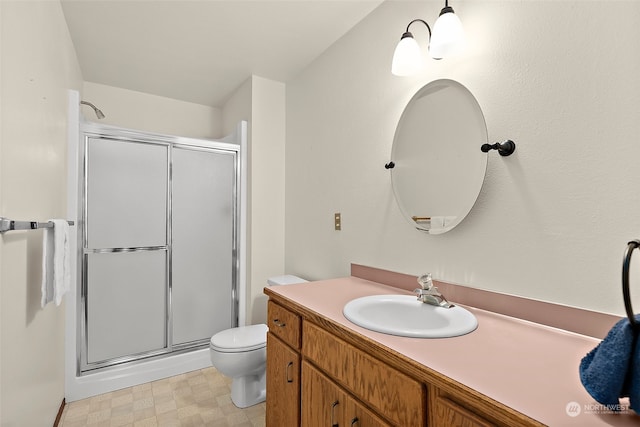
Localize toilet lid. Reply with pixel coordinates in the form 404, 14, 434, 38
210, 324, 268, 353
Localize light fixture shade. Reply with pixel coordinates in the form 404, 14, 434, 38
429, 10, 465, 59
391, 34, 425, 76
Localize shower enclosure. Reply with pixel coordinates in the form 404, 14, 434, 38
75, 122, 244, 375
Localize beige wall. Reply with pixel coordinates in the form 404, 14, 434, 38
83, 82, 223, 139
248, 76, 286, 325
222, 78, 252, 137
222, 76, 286, 325
286, 1, 640, 316
0, 1, 83, 425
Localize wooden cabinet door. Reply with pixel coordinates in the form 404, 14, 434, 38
345, 396, 391, 427
266, 333, 300, 426
302, 361, 346, 427
431, 385, 496, 427
302, 361, 391, 427
432, 396, 495, 427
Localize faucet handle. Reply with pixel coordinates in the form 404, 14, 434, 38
417, 273, 433, 290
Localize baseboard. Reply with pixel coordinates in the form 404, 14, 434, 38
53, 398, 65, 427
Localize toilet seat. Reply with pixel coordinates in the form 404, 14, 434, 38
210, 324, 268, 353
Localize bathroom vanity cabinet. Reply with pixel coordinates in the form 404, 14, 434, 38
265, 297, 542, 427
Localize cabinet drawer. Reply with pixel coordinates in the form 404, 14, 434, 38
267, 301, 301, 349
303, 321, 426, 426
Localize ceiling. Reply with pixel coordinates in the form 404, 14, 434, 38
61, 0, 384, 108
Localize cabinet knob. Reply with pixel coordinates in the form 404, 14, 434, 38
350, 417, 359, 427
273, 318, 286, 327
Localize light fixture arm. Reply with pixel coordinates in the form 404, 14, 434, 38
402, 18, 432, 40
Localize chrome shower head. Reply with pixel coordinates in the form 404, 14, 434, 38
80, 100, 105, 119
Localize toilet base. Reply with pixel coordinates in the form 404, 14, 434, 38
230, 371, 266, 408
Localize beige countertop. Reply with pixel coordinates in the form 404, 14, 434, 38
266, 276, 640, 426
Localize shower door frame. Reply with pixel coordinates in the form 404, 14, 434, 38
78, 123, 241, 374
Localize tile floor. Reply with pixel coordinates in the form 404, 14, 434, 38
59, 367, 266, 427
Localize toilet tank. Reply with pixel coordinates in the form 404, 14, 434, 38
266, 275, 308, 287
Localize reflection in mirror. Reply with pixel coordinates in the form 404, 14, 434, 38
390, 79, 487, 234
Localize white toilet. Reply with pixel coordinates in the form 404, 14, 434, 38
209, 275, 307, 408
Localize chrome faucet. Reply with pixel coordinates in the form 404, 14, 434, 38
414, 273, 454, 308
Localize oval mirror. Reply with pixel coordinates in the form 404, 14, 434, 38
390, 79, 487, 234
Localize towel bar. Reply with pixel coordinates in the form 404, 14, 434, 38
622, 240, 640, 331
0, 217, 74, 234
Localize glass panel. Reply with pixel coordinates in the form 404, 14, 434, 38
171, 147, 236, 345
86, 250, 167, 363
86, 138, 168, 249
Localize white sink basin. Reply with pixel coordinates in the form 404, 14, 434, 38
343, 294, 478, 338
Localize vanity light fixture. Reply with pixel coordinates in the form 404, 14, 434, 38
391, 0, 465, 76
481, 140, 516, 157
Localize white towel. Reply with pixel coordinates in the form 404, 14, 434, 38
430, 216, 458, 228
41, 219, 70, 307
430, 217, 446, 228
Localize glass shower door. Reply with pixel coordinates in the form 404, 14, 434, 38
171, 145, 237, 346
83, 137, 169, 369
80, 126, 240, 373
80, 128, 241, 373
